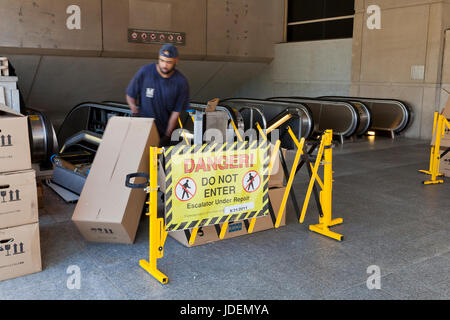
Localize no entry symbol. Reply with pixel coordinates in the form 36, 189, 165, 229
175, 177, 197, 201
243, 170, 261, 193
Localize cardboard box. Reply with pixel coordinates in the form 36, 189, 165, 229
204, 111, 228, 143
37, 180, 44, 209
0, 169, 38, 229
440, 148, 450, 177
442, 96, 450, 119
169, 187, 287, 247
0, 222, 42, 282
0, 104, 31, 173
72, 117, 159, 244
269, 145, 287, 188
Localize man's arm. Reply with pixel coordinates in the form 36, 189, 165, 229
165, 111, 180, 138
126, 95, 139, 115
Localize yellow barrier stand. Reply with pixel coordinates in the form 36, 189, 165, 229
139, 147, 169, 284
420, 112, 450, 185
307, 130, 343, 241
299, 130, 343, 241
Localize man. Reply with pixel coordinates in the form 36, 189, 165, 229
126, 44, 190, 147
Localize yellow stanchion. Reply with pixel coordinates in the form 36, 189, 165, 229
300, 130, 343, 241
275, 126, 305, 228
307, 130, 343, 241
177, 116, 190, 145
420, 112, 450, 185
139, 147, 169, 284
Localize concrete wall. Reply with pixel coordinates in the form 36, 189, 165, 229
352, 0, 450, 139
0, 0, 284, 62
234, 39, 352, 99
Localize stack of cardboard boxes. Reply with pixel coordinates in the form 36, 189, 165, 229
0, 58, 21, 113
0, 104, 41, 281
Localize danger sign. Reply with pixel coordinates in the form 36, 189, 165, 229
164, 141, 270, 232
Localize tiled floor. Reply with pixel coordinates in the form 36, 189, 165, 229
1, 136, 449, 300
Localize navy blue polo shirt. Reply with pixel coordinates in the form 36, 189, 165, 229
126, 63, 190, 136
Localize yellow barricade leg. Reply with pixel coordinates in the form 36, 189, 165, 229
423, 114, 445, 185
275, 127, 304, 228
139, 147, 169, 284
308, 130, 343, 241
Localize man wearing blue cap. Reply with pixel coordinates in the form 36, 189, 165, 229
126, 44, 190, 147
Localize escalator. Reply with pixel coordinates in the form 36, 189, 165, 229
319, 96, 412, 137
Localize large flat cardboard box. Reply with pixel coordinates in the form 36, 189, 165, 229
170, 187, 287, 247
0, 169, 38, 229
269, 145, 287, 188
430, 97, 450, 148
430, 118, 450, 148
204, 111, 228, 143
0, 104, 31, 173
72, 117, 159, 244
442, 96, 450, 119
440, 148, 450, 177
0, 222, 42, 282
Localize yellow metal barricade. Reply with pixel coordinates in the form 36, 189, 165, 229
138, 147, 168, 284
127, 125, 344, 284
419, 112, 450, 185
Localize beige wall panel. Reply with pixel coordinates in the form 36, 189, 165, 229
360, 5, 429, 83
363, 0, 436, 11
425, 3, 444, 84
358, 84, 424, 138
102, 0, 206, 59
273, 40, 352, 83
422, 86, 441, 139
442, 28, 450, 84
351, 13, 364, 82
350, 84, 360, 96
355, 0, 365, 12
206, 0, 284, 61
194, 61, 267, 101
0, 0, 102, 55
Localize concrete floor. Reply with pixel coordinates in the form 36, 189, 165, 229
1, 136, 449, 300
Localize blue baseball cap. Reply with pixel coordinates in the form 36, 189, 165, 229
159, 44, 179, 58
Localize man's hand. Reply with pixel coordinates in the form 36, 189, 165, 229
165, 111, 181, 137
126, 95, 139, 114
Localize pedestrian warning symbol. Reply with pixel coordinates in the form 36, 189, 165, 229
175, 177, 196, 201
164, 141, 270, 232
243, 170, 261, 193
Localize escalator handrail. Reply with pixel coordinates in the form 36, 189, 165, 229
267, 97, 359, 138
319, 96, 411, 134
